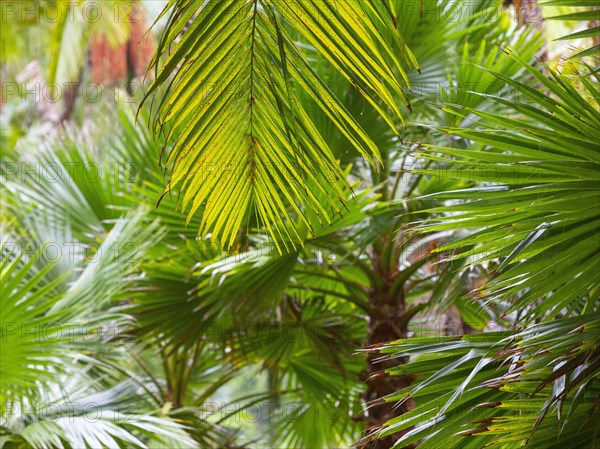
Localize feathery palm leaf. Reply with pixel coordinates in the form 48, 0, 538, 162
144, 0, 418, 251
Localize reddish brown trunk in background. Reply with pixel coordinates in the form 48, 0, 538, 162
591, 21, 600, 48
90, 33, 128, 85
506, 0, 543, 29
128, 7, 155, 79
90, 2, 154, 86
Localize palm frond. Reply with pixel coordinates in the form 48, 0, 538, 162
363, 312, 600, 449
417, 53, 600, 321
143, 0, 418, 251
539, 0, 600, 59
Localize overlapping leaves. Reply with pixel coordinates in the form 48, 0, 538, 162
144, 0, 418, 251
417, 53, 600, 320
364, 48, 600, 449
0, 209, 194, 449
540, 0, 600, 58
363, 313, 600, 449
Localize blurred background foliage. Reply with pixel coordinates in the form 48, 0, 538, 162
0, 1, 598, 448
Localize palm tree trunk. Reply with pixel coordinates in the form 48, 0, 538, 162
361, 251, 414, 449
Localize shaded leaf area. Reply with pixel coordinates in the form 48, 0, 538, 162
0, 209, 198, 449
363, 314, 600, 449
417, 55, 600, 321
130, 185, 375, 448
